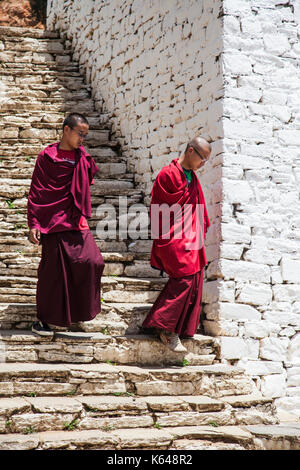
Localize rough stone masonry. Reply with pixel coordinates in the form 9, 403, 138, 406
46, 0, 300, 420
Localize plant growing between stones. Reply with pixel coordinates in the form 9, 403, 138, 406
209, 421, 219, 427
65, 388, 77, 396
24, 426, 35, 434
6, 199, 15, 209
101, 327, 110, 335
13, 223, 26, 231
85, 405, 100, 413
153, 423, 162, 429
101, 425, 114, 431
105, 359, 117, 365
5, 420, 12, 430
64, 418, 79, 431
177, 358, 190, 367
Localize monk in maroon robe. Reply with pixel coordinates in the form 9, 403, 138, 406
142, 137, 211, 352
27, 113, 105, 336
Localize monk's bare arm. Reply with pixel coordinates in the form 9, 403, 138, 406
27, 153, 43, 244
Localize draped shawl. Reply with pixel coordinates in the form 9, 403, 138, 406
27, 142, 99, 234
150, 158, 211, 278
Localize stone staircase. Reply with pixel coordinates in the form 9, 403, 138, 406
0, 26, 298, 450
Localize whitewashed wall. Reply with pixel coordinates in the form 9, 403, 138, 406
47, 0, 300, 420
203, 0, 300, 420
47, 0, 223, 198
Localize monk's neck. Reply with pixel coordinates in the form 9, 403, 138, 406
178, 153, 192, 170
58, 138, 75, 151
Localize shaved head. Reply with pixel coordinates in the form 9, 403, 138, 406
185, 136, 211, 155
179, 135, 212, 171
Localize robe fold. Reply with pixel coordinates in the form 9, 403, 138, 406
142, 269, 204, 337
150, 158, 210, 278
36, 229, 105, 327
142, 158, 210, 336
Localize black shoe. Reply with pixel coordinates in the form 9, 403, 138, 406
32, 321, 54, 337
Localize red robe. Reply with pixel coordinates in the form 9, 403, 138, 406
142, 158, 210, 336
150, 158, 210, 278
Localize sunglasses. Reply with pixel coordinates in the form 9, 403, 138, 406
191, 146, 208, 162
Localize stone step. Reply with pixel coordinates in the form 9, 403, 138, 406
0, 275, 165, 304
0, 169, 132, 182
0, 178, 135, 199
0, 330, 219, 367
0, 64, 83, 75
0, 301, 155, 334
0, 393, 278, 436
0, 422, 298, 450
0, 129, 110, 145
0, 41, 67, 53
0, 249, 152, 278
0, 362, 259, 399
0, 27, 60, 39
0, 245, 146, 262
0, 426, 253, 450
0, 120, 111, 132
242, 423, 300, 450
0, 191, 142, 210
0, 144, 121, 159
0, 83, 88, 94
0, 275, 166, 290
0, 135, 118, 148
0, 217, 148, 240
0, 110, 107, 122
0, 101, 97, 114
0, 87, 89, 101
0, 52, 71, 65
0, 70, 84, 83
0, 235, 134, 256
0, 127, 110, 143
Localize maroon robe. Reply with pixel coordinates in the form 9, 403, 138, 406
27, 142, 105, 327
36, 229, 104, 327
142, 158, 210, 337
27, 142, 99, 233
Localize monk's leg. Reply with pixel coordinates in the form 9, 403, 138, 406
36, 231, 69, 327
141, 269, 204, 337
36, 229, 105, 327
176, 268, 204, 338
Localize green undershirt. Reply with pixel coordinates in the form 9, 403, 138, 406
181, 166, 192, 186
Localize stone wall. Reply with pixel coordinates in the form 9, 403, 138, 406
46, 0, 223, 199
47, 0, 300, 420
204, 0, 300, 419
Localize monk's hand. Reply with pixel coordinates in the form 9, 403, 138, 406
29, 228, 41, 245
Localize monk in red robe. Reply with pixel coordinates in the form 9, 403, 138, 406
142, 137, 211, 352
27, 113, 105, 336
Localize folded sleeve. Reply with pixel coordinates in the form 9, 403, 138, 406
27, 155, 42, 230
